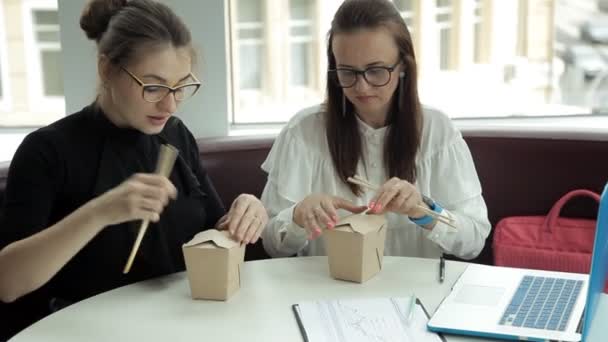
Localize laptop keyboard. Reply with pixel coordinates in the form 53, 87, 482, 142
499, 275, 583, 331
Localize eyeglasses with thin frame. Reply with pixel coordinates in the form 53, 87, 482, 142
121, 67, 202, 103
328, 60, 402, 88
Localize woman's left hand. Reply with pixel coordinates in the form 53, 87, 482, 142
218, 194, 268, 244
368, 177, 426, 217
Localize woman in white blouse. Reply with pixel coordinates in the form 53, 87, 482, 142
260, 0, 490, 260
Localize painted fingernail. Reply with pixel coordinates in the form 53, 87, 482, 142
369, 201, 376, 209
375, 204, 382, 211
327, 221, 334, 229
332, 215, 338, 221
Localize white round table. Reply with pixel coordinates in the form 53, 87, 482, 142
10, 256, 494, 341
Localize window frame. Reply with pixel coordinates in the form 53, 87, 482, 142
0, 0, 11, 111
22, 0, 65, 113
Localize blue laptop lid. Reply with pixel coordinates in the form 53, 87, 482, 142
581, 183, 608, 341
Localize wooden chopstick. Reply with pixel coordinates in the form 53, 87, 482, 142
347, 175, 458, 230
123, 144, 179, 274
351, 175, 456, 228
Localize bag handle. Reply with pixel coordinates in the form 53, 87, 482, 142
543, 189, 600, 233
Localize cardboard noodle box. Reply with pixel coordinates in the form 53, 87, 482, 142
323, 213, 387, 283
182, 229, 245, 300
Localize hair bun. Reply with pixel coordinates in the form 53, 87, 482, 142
80, 0, 128, 42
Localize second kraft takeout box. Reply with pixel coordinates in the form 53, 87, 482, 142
322, 213, 387, 283
182, 229, 245, 301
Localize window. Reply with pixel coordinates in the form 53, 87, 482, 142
0, 0, 64, 128
289, 0, 314, 88
227, 0, 608, 125
395, 0, 416, 33
473, 0, 484, 64
34, 10, 63, 97
23, 1, 64, 112
0, 0, 10, 111
436, 0, 453, 71
235, 0, 264, 92
230, 0, 328, 124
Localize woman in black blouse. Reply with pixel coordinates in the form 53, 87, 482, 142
0, 0, 267, 334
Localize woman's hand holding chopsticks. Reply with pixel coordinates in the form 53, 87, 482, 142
366, 177, 427, 218
92, 173, 177, 227
347, 175, 457, 230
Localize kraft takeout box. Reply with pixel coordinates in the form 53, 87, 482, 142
182, 229, 245, 301
322, 213, 387, 283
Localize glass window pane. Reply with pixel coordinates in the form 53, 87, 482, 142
437, 13, 451, 22
291, 42, 310, 86
395, 0, 413, 12
239, 44, 262, 89
239, 28, 263, 40
41, 50, 64, 96
36, 30, 60, 43
436, 0, 451, 8
237, 0, 262, 22
34, 10, 58, 25
290, 0, 313, 20
290, 26, 311, 36
474, 22, 482, 63
440, 28, 450, 70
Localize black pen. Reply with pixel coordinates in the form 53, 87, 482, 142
439, 254, 445, 283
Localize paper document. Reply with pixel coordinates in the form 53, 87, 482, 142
293, 297, 444, 342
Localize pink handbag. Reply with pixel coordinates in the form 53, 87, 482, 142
493, 189, 600, 274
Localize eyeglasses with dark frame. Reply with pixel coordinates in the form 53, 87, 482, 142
121, 67, 202, 103
328, 60, 402, 88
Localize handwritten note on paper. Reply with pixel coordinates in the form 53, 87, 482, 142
294, 297, 443, 342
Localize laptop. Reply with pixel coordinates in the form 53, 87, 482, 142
428, 183, 608, 342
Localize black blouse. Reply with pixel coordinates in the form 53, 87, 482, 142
0, 103, 225, 336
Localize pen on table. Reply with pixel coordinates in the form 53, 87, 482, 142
439, 254, 445, 283
407, 294, 416, 325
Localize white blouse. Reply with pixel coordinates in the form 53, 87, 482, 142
260, 105, 491, 260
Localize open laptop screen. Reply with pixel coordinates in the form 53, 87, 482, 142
581, 183, 608, 341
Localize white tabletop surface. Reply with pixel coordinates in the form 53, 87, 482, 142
10, 256, 495, 342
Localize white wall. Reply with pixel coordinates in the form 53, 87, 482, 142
57, 0, 230, 137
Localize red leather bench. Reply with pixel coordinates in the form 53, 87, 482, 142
2, 129, 608, 264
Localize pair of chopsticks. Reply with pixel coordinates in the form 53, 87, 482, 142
123, 144, 179, 274
346, 175, 457, 230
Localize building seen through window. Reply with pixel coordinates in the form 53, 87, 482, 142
1, 0, 608, 127
230, 0, 608, 122
0, 0, 64, 127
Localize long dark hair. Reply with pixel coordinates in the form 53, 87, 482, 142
325, 0, 422, 195
80, 0, 195, 67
